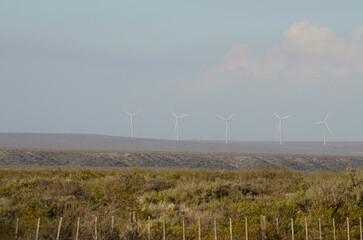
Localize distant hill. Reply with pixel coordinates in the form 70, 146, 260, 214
0, 133, 362, 171
1, 132, 363, 156
0, 148, 362, 172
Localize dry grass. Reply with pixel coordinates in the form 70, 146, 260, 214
0, 167, 362, 239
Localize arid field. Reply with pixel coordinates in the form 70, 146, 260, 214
1, 134, 363, 239
1, 167, 363, 239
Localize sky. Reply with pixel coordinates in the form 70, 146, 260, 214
1, 0, 363, 142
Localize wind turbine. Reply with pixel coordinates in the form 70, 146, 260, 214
217, 113, 236, 144
124, 110, 140, 138
271, 111, 293, 145
169, 110, 190, 141
313, 112, 331, 146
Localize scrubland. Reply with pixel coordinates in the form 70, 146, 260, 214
0, 167, 363, 239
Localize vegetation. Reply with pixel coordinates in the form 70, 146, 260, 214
0, 167, 363, 239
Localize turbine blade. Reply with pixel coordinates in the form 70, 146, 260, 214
325, 122, 332, 133
133, 110, 141, 116
282, 114, 293, 119
325, 112, 330, 121
169, 110, 177, 118
227, 113, 237, 120
312, 121, 324, 124
271, 111, 281, 119
217, 115, 227, 121
180, 113, 190, 118
124, 110, 132, 116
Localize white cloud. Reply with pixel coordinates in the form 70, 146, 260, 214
181, 64, 246, 94
225, 44, 288, 79
282, 19, 351, 81
283, 19, 345, 54
185, 20, 363, 92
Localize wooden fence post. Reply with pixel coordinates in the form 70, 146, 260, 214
360, 217, 362, 240
15, 218, 19, 240
332, 218, 336, 240
94, 216, 98, 240
230, 218, 233, 240
148, 216, 151, 240
291, 218, 294, 240
260, 215, 266, 240
276, 218, 279, 235
214, 218, 217, 240
75, 217, 80, 240
198, 217, 201, 240
182, 217, 185, 240
347, 217, 350, 240
318, 218, 322, 240
111, 216, 114, 234
163, 217, 166, 240
35, 218, 40, 240
305, 218, 308, 240
56, 217, 63, 240
245, 217, 248, 240
133, 212, 137, 224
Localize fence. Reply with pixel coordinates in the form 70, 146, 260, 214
1, 214, 363, 239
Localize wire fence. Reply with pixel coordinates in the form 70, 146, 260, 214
1, 214, 363, 240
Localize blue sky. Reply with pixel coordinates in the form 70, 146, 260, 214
1, 0, 363, 142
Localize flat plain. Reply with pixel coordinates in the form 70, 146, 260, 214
1, 148, 362, 172
0, 133, 362, 171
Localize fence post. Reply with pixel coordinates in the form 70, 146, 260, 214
276, 218, 279, 235
332, 218, 336, 240
360, 217, 362, 240
133, 212, 137, 224
245, 217, 248, 240
182, 217, 185, 240
214, 218, 217, 240
291, 218, 294, 240
198, 217, 201, 240
94, 216, 98, 240
56, 217, 63, 240
35, 218, 40, 240
347, 217, 350, 240
75, 217, 80, 240
305, 218, 308, 240
15, 218, 19, 240
111, 216, 114, 234
318, 218, 322, 240
148, 216, 151, 240
260, 215, 266, 240
163, 217, 166, 240
230, 218, 233, 240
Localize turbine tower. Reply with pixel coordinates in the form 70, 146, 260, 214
169, 110, 190, 141
217, 113, 236, 144
271, 111, 292, 145
313, 112, 331, 146
124, 110, 140, 138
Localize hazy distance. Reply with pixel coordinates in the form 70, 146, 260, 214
1, 133, 363, 157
